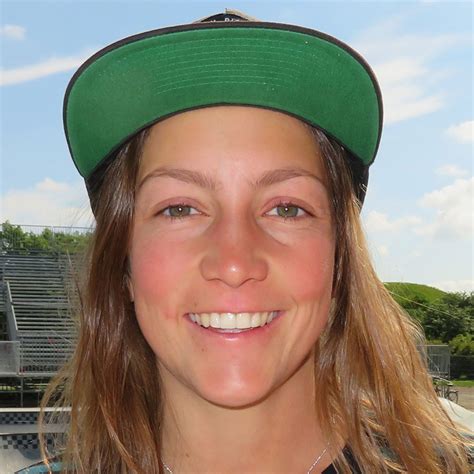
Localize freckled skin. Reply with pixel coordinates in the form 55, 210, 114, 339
129, 105, 335, 409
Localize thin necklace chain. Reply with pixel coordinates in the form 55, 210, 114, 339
162, 443, 330, 474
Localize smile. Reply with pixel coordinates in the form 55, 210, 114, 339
187, 311, 280, 330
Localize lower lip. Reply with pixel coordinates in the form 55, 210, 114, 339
185, 311, 284, 341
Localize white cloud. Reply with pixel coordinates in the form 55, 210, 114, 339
433, 280, 474, 293
364, 175, 472, 256
417, 177, 473, 240
435, 164, 470, 178
376, 244, 389, 256
446, 120, 474, 144
0, 24, 26, 40
353, 16, 469, 63
0, 48, 96, 86
382, 84, 443, 123
352, 17, 470, 124
0, 178, 94, 228
364, 210, 422, 233
36, 177, 71, 193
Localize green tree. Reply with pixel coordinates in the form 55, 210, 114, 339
0, 221, 91, 254
393, 288, 473, 343
422, 293, 473, 343
449, 334, 474, 355
398, 294, 429, 324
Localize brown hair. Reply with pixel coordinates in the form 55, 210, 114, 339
40, 120, 472, 473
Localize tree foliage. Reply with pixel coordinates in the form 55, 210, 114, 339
448, 334, 474, 356
397, 294, 428, 324
423, 302, 467, 343
396, 290, 473, 347
0, 221, 91, 255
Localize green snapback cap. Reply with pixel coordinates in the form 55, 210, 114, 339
63, 9, 383, 205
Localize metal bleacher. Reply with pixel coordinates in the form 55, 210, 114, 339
1, 252, 76, 376
0, 224, 89, 405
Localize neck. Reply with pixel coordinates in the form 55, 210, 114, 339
160, 351, 334, 473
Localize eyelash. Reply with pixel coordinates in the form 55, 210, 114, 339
156, 201, 310, 222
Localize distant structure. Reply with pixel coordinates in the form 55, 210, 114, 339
0, 224, 89, 407
425, 344, 451, 378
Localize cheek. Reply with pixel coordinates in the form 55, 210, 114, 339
129, 233, 194, 318
282, 233, 335, 302
129, 225, 335, 316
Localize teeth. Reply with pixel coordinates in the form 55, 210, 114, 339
189, 311, 278, 330
236, 313, 250, 329
210, 313, 220, 328
220, 313, 235, 329
251, 313, 261, 328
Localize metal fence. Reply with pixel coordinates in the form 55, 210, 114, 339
425, 344, 450, 377
0, 338, 72, 377
3, 224, 92, 236
0, 342, 20, 375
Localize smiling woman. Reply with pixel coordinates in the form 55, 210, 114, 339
37, 8, 472, 474
129, 107, 336, 421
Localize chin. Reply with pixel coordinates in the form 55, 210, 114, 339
199, 385, 274, 409
192, 370, 277, 409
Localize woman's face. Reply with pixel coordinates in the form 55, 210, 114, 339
129, 106, 335, 407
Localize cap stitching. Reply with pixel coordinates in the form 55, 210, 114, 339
70, 29, 367, 93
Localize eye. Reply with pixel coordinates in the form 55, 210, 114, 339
266, 201, 310, 221
156, 201, 310, 222
156, 203, 199, 221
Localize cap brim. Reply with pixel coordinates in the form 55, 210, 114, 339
64, 21, 383, 181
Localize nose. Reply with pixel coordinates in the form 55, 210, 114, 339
199, 213, 269, 288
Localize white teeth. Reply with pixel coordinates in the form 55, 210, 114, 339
188, 311, 278, 330
236, 313, 250, 329
251, 313, 261, 328
220, 313, 235, 329
210, 313, 220, 328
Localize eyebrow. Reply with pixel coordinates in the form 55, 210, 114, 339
137, 166, 326, 192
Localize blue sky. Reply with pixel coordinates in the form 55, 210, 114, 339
1, 0, 473, 292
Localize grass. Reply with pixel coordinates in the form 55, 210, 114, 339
384, 282, 446, 304
452, 380, 474, 387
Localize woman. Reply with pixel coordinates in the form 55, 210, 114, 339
39, 9, 472, 473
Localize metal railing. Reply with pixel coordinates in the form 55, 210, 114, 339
426, 344, 450, 378
0, 341, 20, 375
17, 331, 74, 375
3, 274, 75, 375
3, 224, 92, 236
5, 281, 18, 341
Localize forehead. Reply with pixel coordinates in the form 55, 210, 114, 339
138, 106, 324, 183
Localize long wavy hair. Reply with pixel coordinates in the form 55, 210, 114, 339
40, 117, 472, 473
